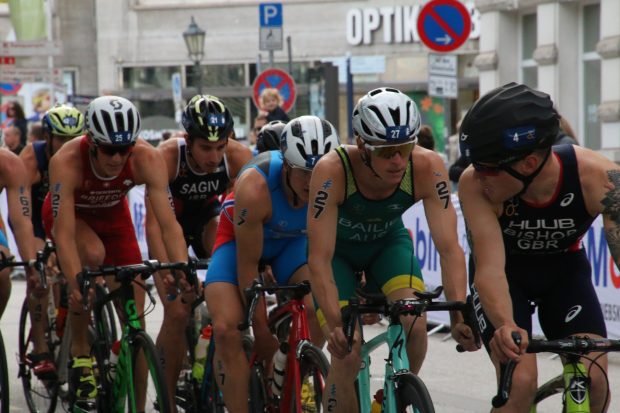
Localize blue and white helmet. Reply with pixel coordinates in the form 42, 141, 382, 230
281, 115, 339, 170
85, 96, 141, 145
352, 87, 421, 144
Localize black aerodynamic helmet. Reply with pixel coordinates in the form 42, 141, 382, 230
459, 82, 559, 165
181, 94, 234, 141
256, 120, 286, 153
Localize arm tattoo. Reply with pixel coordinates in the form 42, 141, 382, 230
313, 179, 332, 219
601, 170, 620, 265
51, 183, 61, 218
435, 180, 450, 209
236, 208, 248, 225
18, 186, 30, 217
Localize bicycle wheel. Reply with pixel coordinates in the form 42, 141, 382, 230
395, 372, 435, 413
0, 331, 9, 413
533, 374, 564, 405
292, 344, 329, 413
95, 284, 118, 344
243, 335, 269, 412
129, 330, 171, 413
18, 298, 59, 413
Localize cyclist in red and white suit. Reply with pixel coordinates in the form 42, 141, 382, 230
43, 96, 189, 409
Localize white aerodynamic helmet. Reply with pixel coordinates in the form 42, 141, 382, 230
352, 87, 421, 144
281, 115, 340, 170
85, 96, 141, 145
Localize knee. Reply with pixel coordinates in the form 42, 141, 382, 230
402, 316, 428, 347
510, 366, 538, 400
587, 363, 609, 400
212, 320, 243, 357
80, 247, 105, 267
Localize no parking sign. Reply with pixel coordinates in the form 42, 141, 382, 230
417, 0, 471, 53
252, 68, 296, 113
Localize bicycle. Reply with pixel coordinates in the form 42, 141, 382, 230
78, 259, 205, 413
341, 286, 480, 413
0, 245, 55, 413
493, 332, 620, 412
16, 240, 118, 413
238, 278, 329, 412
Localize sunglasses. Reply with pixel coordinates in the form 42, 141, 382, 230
364, 142, 415, 159
285, 160, 313, 176
96, 144, 134, 157
472, 162, 504, 176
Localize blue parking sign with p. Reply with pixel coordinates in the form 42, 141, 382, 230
259, 3, 282, 27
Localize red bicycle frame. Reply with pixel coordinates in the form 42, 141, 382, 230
243, 280, 322, 412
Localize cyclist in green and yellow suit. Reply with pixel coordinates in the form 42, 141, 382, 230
308, 88, 479, 413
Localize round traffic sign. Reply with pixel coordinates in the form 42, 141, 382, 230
252, 68, 296, 113
417, 0, 471, 53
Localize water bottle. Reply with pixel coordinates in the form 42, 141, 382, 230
370, 388, 384, 413
109, 340, 121, 380
271, 342, 289, 396
192, 325, 212, 382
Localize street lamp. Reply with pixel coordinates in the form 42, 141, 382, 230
183, 16, 206, 95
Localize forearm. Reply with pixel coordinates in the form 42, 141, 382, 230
55, 234, 83, 283
474, 272, 515, 329
160, 224, 188, 263
12, 224, 36, 261
438, 248, 468, 325
309, 259, 341, 330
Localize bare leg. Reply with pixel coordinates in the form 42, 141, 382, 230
205, 282, 249, 413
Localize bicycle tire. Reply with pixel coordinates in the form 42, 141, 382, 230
395, 372, 435, 413
95, 284, 118, 344
129, 330, 171, 413
243, 335, 269, 412
533, 374, 564, 406
18, 297, 59, 413
0, 331, 9, 413
292, 343, 329, 413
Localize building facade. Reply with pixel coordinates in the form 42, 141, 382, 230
1, 0, 617, 154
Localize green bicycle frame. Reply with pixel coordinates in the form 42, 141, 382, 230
529, 361, 590, 413
357, 322, 410, 413
110, 298, 142, 412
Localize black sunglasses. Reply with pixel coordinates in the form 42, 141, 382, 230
96, 144, 134, 156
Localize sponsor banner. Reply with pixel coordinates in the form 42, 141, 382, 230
402, 194, 620, 338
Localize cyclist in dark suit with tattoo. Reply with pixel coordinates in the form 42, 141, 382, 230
458, 83, 620, 412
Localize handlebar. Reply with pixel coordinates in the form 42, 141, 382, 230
77, 258, 209, 311
0, 240, 56, 289
492, 332, 620, 408
238, 279, 312, 331
341, 286, 481, 353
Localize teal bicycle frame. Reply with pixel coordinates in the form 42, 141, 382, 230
345, 287, 479, 413
357, 322, 409, 413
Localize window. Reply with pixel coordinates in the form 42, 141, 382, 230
520, 13, 537, 89
123, 66, 180, 89
581, 3, 601, 149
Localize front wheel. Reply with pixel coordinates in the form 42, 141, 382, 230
292, 343, 329, 413
395, 372, 435, 413
18, 297, 58, 413
0, 331, 9, 413
128, 331, 171, 413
